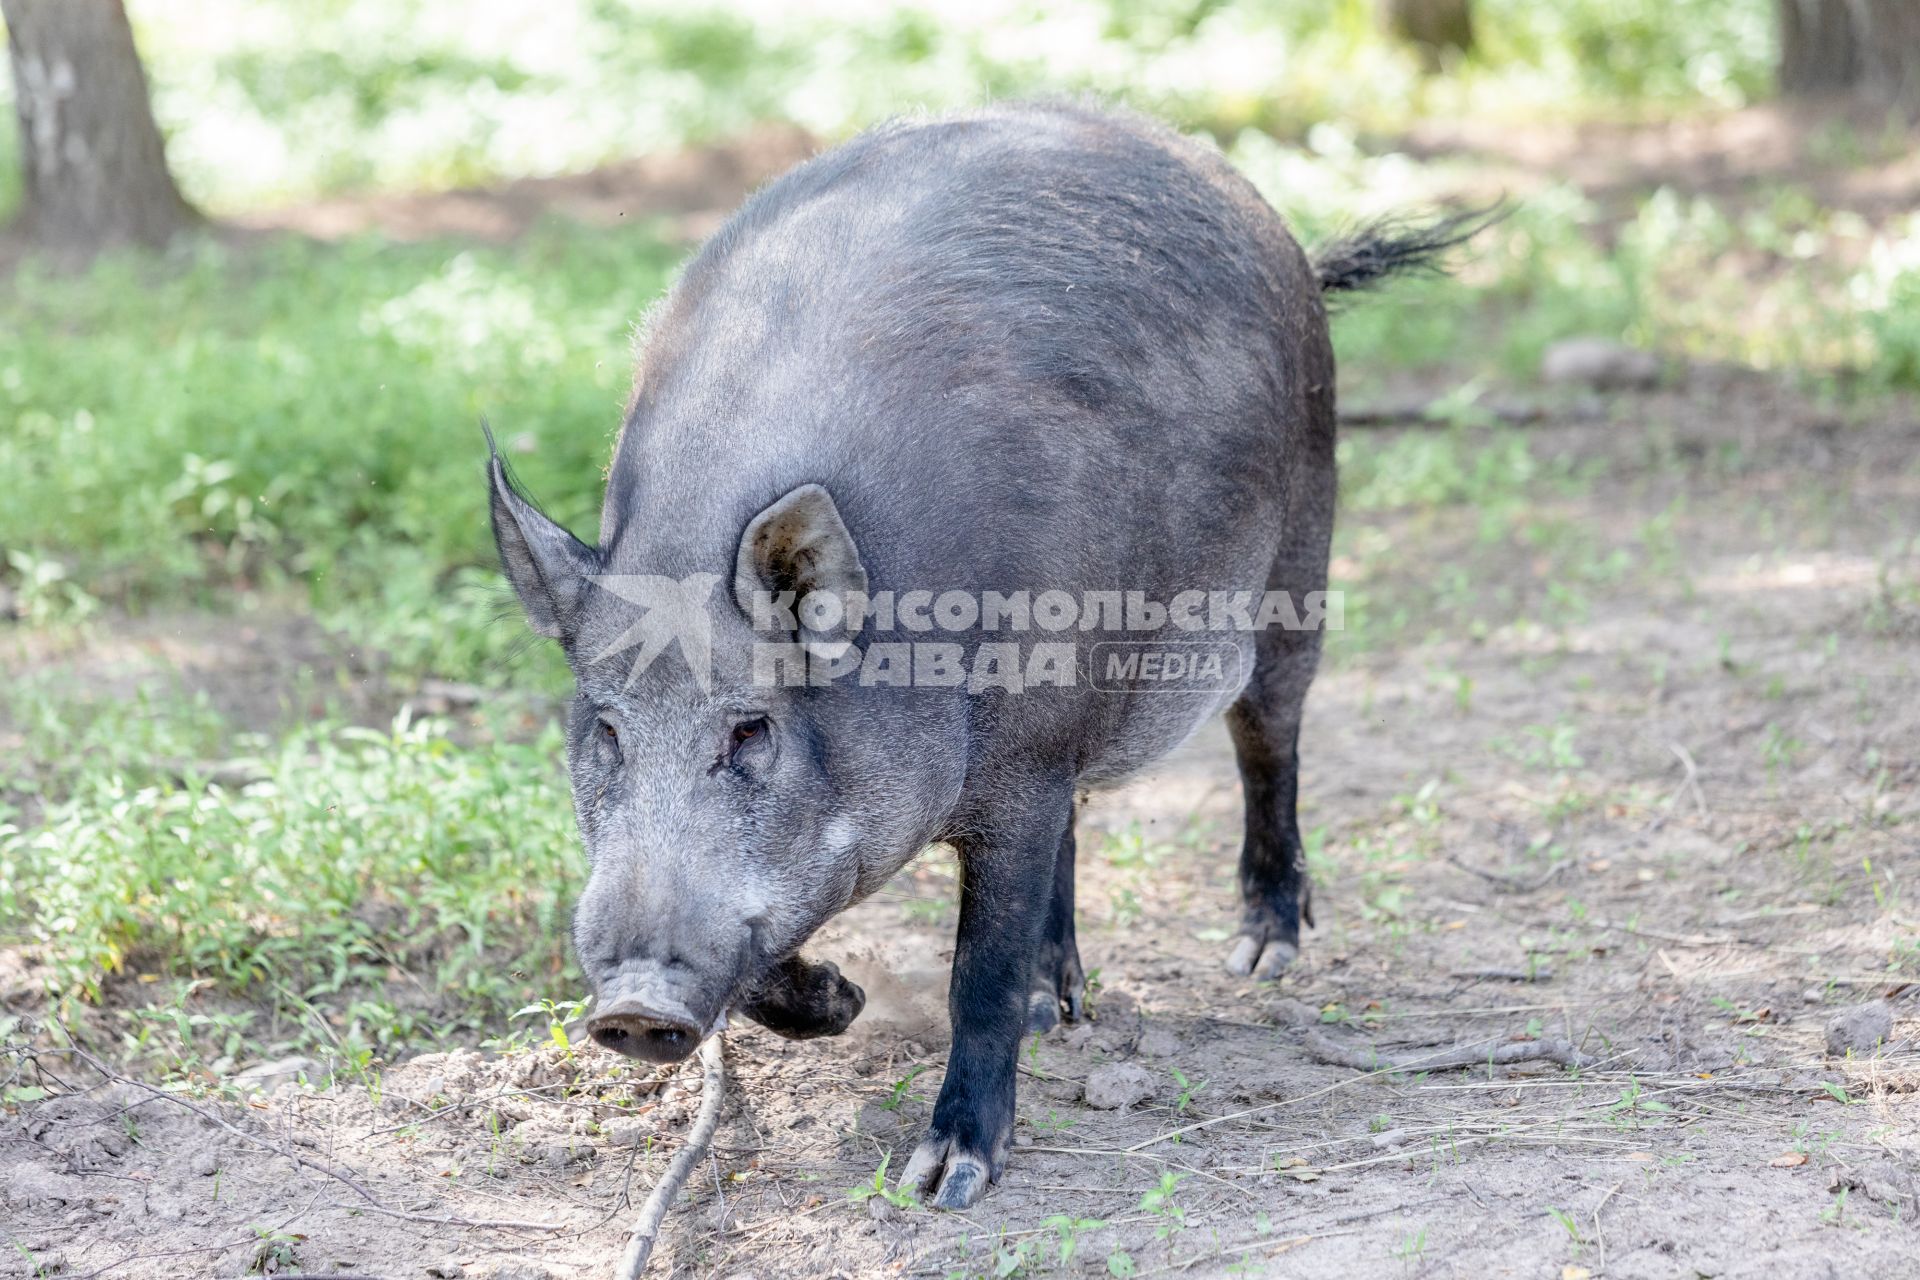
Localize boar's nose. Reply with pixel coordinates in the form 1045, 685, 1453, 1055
586, 997, 703, 1064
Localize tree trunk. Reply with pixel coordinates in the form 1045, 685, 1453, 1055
1778, 0, 1920, 114
1381, 0, 1475, 72
1, 0, 196, 251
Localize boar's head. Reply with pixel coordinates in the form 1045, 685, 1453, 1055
487, 449, 908, 1064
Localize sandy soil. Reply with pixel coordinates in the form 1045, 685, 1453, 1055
5, 366, 1918, 1278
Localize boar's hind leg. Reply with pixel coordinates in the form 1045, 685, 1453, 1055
1027, 813, 1086, 1034
901, 782, 1072, 1210
1225, 451, 1334, 981
1224, 698, 1315, 981
736, 954, 866, 1039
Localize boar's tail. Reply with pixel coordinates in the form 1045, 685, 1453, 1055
1309, 203, 1507, 296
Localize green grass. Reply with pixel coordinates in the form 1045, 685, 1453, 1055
0, 703, 581, 1067
1, 220, 685, 684
0, 684, 231, 807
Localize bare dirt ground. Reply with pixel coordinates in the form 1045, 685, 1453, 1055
1403, 101, 1920, 226
222, 123, 818, 248
5, 365, 1918, 1278
0, 125, 819, 273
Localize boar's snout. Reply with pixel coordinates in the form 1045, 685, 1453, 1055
586, 995, 705, 1064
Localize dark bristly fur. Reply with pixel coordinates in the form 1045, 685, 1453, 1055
1309, 203, 1508, 296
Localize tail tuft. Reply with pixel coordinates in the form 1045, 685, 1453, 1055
1310, 203, 1507, 296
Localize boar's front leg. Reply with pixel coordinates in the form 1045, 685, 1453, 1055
736, 954, 866, 1040
900, 783, 1071, 1210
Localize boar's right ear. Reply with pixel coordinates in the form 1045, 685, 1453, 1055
486, 436, 598, 640
734, 483, 868, 659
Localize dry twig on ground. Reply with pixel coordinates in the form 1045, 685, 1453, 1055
1303, 1028, 1597, 1073
1449, 966, 1554, 983
1445, 853, 1564, 894
1336, 395, 1603, 428
616, 1033, 727, 1279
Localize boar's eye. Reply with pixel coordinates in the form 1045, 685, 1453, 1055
598, 717, 620, 751
728, 717, 770, 762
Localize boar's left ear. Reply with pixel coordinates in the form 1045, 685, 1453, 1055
734, 483, 868, 659
486, 439, 598, 640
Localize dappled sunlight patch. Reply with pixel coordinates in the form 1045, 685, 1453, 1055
1575, 608, 1708, 657
1692, 551, 1884, 598
366, 252, 569, 373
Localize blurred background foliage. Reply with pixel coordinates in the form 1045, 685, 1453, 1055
0, 0, 1780, 214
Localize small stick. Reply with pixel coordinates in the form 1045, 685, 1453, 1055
1337, 396, 1599, 428
1304, 1028, 1596, 1073
1591, 1179, 1622, 1273
1583, 918, 1737, 948
1668, 742, 1709, 818
1449, 966, 1554, 983
1445, 854, 1563, 894
616, 1034, 727, 1279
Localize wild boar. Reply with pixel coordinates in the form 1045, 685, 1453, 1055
488, 101, 1486, 1208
